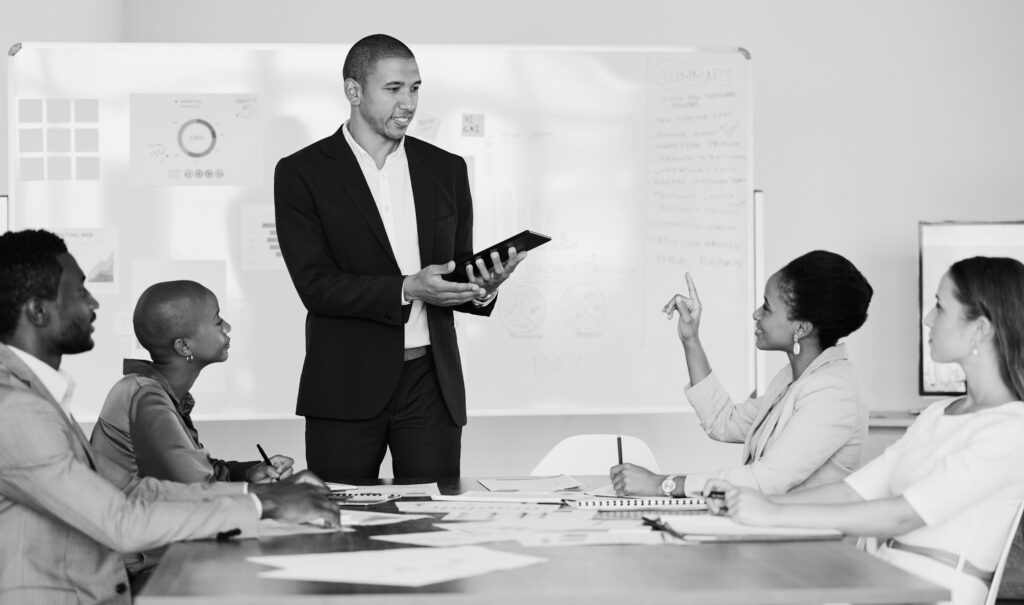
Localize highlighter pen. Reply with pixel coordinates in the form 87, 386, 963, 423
256, 443, 279, 482
616, 436, 623, 465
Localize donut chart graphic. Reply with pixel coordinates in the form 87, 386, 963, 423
177, 118, 217, 158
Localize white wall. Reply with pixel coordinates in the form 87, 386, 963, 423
6, 0, 1024, 476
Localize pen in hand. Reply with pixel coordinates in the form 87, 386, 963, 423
256, 443, 279, 482
616, 435, 623, 465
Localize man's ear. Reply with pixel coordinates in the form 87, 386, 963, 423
344, 77, 362, 106
24, 297, 51, 328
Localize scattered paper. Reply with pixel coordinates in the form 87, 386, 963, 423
432, 491, 564, 504
371, 530, 519, 547
478, 475, 583, 492
431, 514, 637, 533
396, 501, 561, 515
250, 546, 546, 587
258, 519, 350, 538
516, 531, 681, 547
334, 483, 440, 498
342, 510, 430, 527
658, 515, 843, 539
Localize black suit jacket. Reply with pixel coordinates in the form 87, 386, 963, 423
274, 126, 492, 426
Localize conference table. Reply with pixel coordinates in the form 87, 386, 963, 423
138, 477, 949, 604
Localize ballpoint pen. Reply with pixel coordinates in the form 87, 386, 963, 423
617, 436, 623, 465
256, 443, 279, 481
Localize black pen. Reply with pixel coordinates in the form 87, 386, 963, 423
642, 515, 689, 542
256, 443, 279, 482
707, 490, 726, 500
617, 436, 623, 465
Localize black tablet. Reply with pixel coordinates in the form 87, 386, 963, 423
445, 230, 551, 282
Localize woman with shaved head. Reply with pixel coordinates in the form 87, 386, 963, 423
90, 280, 292, 484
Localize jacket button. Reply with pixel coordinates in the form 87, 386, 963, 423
116, 582, 128, 594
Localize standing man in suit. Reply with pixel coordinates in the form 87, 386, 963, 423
0, 229, 340, 604
275, 34, 526, 480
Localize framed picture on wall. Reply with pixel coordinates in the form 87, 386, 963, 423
919, 221, 1024, 395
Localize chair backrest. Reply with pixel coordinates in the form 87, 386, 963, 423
986, 502, 1024, 605
530, 434, 661, 476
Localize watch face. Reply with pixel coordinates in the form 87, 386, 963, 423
661, 477, 676, 496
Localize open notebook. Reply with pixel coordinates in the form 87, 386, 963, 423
573, 497, 706, 511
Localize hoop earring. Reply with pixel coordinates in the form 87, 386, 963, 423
792, 334, 801, 356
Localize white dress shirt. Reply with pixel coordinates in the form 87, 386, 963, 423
342, 122, 429, 349
8, 345, 75, 420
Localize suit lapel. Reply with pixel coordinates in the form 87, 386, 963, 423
751, 400, 785, 461
405, 138, 435, 266
322, 126, 399, 268
742, 402, 775, 462
744, 347, 848, 462
0, 345, 98, 469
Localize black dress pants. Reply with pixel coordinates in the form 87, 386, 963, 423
305, 354, 462, 481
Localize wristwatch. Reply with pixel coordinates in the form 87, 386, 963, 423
660, 475, 678, 497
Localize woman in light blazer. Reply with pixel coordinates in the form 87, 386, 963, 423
611, 250, 874, 498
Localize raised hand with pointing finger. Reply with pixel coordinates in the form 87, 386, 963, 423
662, 272, 712, 388
663, 272, 704, 344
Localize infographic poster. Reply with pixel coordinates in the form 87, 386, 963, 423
130, 93, 262, 186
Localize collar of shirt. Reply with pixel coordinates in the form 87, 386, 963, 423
122, 359, 200, 442
342, 120, 407, 170
7, 345, 76, 418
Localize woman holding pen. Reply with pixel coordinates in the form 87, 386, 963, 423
611, 250, 873, 498
706, 256, 1024, 605
90, 280, 293, 484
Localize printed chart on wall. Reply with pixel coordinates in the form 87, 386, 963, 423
8, 43, 755, 417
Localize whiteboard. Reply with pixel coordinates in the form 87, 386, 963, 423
8, 43, 755, 418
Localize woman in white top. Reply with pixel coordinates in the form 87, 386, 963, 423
612, 250, 874, 497
706, 256, 1024, 605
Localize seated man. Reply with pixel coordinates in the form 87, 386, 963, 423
0, 229, 341, 604
92, 280, 290, 483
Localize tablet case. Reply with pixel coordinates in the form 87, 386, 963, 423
444, 230, 551, 282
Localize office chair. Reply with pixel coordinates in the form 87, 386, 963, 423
986, 502, 1024, 605
530, 434, 661, 476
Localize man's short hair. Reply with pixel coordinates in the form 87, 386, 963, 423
0, 230, 69, 340
343, 34, 415, 85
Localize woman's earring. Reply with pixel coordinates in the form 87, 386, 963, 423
186, 352, 194, 363
792, 333, 801, 355
971, 340, 979, 356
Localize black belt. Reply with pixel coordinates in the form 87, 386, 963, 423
883, 538, 994, 585
403, 346, 429, 362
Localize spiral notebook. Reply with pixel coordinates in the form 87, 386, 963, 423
572, 497, 706, 511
